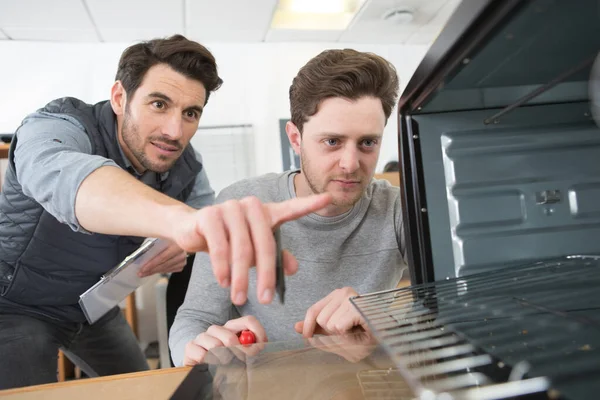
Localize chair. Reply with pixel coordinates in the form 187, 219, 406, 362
57, 293, 138, 381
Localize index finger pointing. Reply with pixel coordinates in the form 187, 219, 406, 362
267, 193, 332, 227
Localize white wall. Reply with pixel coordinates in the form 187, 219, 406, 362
0, 40, 427, 178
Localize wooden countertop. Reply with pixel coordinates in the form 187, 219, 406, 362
0, 283, 413, 399
0, 367, 191, 400
0, 143, 9, 159
0, 328, 411, 399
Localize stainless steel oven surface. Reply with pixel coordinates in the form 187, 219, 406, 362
387, 0, 600, 398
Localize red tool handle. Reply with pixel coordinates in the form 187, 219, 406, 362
238, 330, 256, 345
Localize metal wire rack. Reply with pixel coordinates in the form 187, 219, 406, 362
357, 368, 413, 399
350, 256, 600, 400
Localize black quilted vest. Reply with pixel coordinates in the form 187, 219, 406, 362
0, 97, 201, 322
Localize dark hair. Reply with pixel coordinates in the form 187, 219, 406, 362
383, 161, 400, 172
289, 49, 399, 133
115, 34, 223, 104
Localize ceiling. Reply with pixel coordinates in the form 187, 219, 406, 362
0, 0, 461, 44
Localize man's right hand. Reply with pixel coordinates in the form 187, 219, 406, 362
172, 193, 332, 305
182, 316, 268, 366
76, 166, 331, 307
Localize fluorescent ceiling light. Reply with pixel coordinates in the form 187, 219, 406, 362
288, 0, 347, 14
271, 0, 365, 30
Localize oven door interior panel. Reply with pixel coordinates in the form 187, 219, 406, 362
414, 102, 600, 279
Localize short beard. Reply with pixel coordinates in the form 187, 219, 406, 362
300, 147, 363, 209
121, 106, 177, 173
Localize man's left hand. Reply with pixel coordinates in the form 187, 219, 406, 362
138, 241, 188, 277
294, 287, 368, 338
310, 331, 377, 363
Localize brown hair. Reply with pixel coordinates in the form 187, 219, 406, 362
115, 34, 223, 104
289, 49, 399, 133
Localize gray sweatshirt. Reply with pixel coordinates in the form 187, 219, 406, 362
169, 170, 406, 367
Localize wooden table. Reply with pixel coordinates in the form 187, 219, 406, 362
0, 367, 191, 400
0, 143, 9, 159
0, 327, 411, 400
1, 281, 413, 399
374, 172, 400, 187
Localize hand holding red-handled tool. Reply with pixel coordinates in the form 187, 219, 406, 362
238, 330, 256, 346
183, 317, 266, 366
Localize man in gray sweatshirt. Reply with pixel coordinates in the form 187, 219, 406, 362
170, 49, 407, 367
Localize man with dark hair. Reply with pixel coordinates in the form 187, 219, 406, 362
0, 35, 330, 389
170, 49, 407, 367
